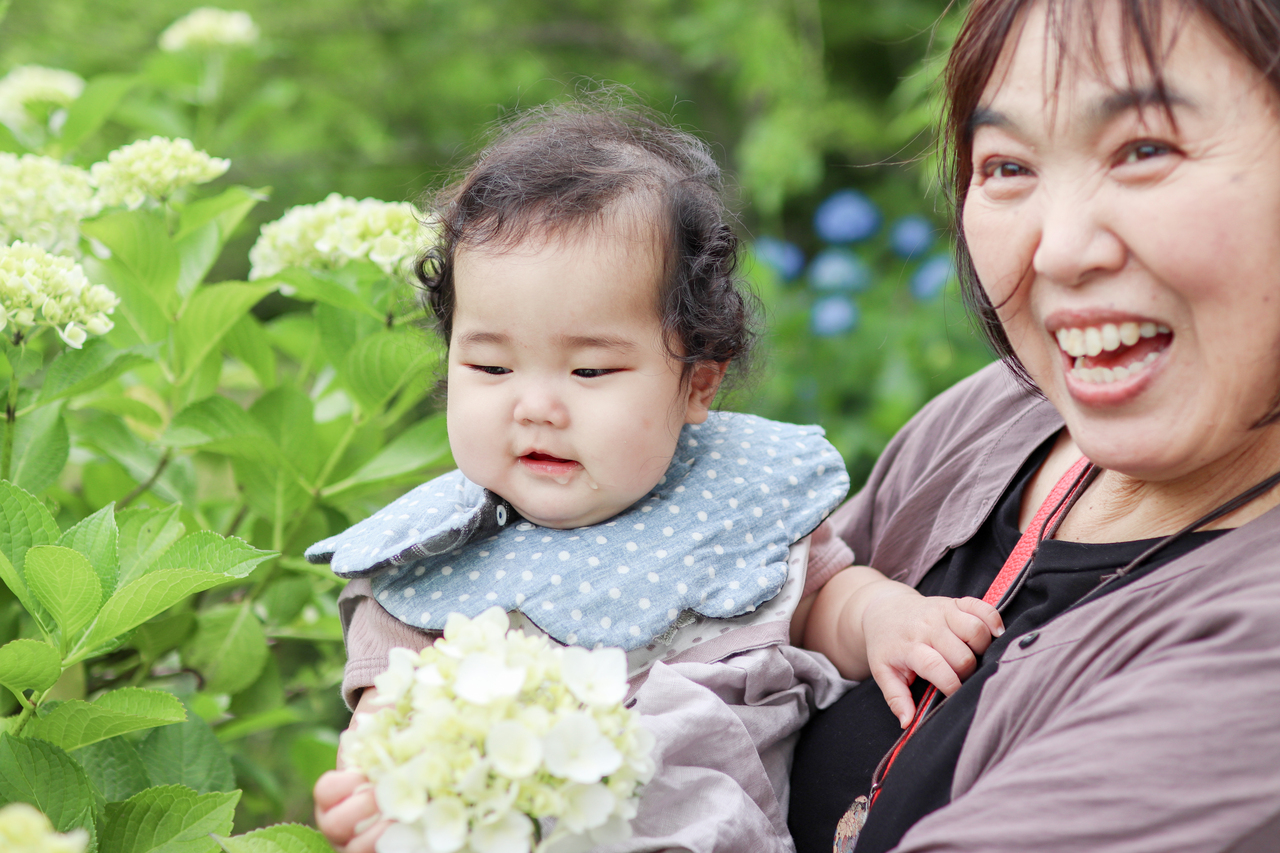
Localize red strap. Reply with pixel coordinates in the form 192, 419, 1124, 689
868, 454, 1090, 806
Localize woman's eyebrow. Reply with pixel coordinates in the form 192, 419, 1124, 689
1090, 85, 1195, 125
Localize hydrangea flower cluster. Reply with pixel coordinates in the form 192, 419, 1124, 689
0, 802, 89, 853
91, 136, 230, 209
343, 608, 655, 853
0, 65, 84, 133
159, 7, 260, 52
0, 153, 100, 256
0, 242, 119, 348
248, 193, 427, 280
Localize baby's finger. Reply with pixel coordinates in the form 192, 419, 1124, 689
314, 769, 366, 812
943, 608, 998, 656
909, 645, 965, 696
870, 664, 918, 729
346, 818, 391, 853
315, 781, 379, 848
955, 597, 1005, 639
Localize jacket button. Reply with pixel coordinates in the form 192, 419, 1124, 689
1018, 632, 1040, 649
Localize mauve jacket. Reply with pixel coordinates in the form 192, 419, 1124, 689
826, 360, 1280, 853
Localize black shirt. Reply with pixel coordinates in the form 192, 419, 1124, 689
788, 441, 1224, 853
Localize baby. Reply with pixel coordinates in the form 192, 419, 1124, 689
311, 101, 1002, 853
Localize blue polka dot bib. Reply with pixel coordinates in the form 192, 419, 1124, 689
306, 412, 849, 650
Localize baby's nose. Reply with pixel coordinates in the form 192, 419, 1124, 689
513, 384, 569, 427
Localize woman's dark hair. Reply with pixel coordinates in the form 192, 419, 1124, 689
416, 97, 758, 386
943, 0, 1280, 388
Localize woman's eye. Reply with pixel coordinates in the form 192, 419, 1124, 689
985, 160, 1030, 179
1120, 141, 1171, 164
572, 368, 618, 379
469, 364, 510, 375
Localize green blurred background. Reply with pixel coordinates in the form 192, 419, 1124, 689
0, 0, 991, 486
0, 0, 996, 829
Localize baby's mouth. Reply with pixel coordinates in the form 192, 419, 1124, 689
1055, 321, 1172, 385
520, 452, 583, 484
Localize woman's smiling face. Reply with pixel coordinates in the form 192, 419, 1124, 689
963, 0, 1280, 484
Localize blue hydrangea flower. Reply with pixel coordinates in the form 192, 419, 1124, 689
910, 255, 954, 301
753, 236, 805, 281
808, 248, 869, 292
813, 190, 880, 244
811, 295, 858, 336
889, 215, 935, 259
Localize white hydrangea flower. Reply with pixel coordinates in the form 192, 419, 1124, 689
345, 607, 652, 853
159, 8, 259, 52
0, 153, 100, 257
0, 65, 84, 135
91, 137, 230, 209
542, 713, 623, 785
0, 241, 119, 347
0, 802, 89, 853
247, 192, 429, 280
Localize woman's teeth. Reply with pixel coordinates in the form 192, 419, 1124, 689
1054, 321, 1169, 358
1070, 350, 1160, 384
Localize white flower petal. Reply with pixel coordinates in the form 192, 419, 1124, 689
487, 719, 543, 779
470, 811, 532, 853
561, 647, 627, 707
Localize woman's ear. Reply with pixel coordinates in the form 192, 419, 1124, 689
684, 361, 728, 424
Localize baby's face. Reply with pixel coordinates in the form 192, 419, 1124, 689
446, 222, 714, 529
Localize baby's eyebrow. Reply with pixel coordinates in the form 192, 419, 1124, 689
455, 331, 508, 347
555, 333, 637, 351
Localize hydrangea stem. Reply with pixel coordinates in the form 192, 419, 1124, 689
1, 359, 19, 482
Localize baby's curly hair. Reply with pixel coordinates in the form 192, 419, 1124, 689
416, 97, 758, 385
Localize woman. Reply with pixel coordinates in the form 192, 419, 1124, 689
788, 0, 1280, 850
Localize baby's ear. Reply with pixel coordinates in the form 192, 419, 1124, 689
684, 361, 728, 424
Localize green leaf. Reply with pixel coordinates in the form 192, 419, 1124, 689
163, 396, 275, 463
138, 716, 235, 794
323, 413, 452, 497
0, 550, 42, 629
0, 480, 61, 572
213, 824, 333, 853
57, 73, 137, 153
57, 504, 120, 595
287, 728, 340, 793
0, 639, 61, 700
36, 339, 157, 405
248, 385, 317, 481
0, 734, 100, 844
77, 569, 231, 658
116, 505, 185, 589
80, 394, 165, 430
340, 329, 436, 415
93, 258, 170, 345
25, 546, 101, 641
73, 736, 150, 802
182, 605, 267, 695
150, 532, 273, 579
221, 315, 276, 388
176, 186, 267, 242
25, 688, 186, 752
174, 222, 221, 301
131, 609, 195, 663
268, 268, 382, 318
75, 414, 191, 506
172, 282, 272, 386
80, 210, 180, 315
7, 403, 69, 496
100, 785, 239, 853
213, 707, 300, 743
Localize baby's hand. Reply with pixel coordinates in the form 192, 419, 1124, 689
314, 769, 388, 853
860, 588, 1004, 728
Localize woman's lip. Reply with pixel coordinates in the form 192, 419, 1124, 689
1059, 338, 1168, 405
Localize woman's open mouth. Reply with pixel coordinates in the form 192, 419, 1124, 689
1055, 321, 1172, 385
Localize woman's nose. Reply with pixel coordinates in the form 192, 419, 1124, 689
513, 383, 569, 427
1031, 188, 1127, 286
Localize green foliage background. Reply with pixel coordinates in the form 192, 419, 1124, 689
0, 0, 993, 842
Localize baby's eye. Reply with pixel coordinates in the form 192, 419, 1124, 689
468, 364, 511, 375
572, 368, 619, 379
1119, 141, 1172, 164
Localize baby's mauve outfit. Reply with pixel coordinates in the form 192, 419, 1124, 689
308, 412, 855, 853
